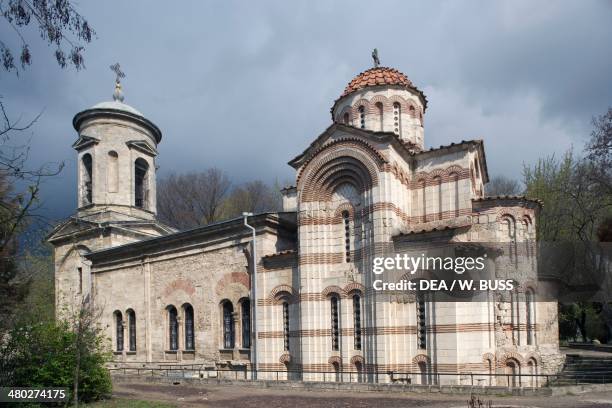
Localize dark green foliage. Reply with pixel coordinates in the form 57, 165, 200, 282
0, 313, 112, 403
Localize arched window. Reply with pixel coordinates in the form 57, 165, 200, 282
82, 153, 93, 205
358, 106, 365, 129
343, 112, 350, 125
450, 172, 459, 217
332, 361, 340, 382
393, 102, 401, 136
114, 311, 123, 352
375, 102, 383, 131
527, 358, 538, 387
353, 294, 362, 350
167, 306, 178, 351
526, 289, 534, 345
222, 301, 235, 349
506, 359, 520, 387
183, 304, 194, 350
342, 210, 351, 262
433, 176, 442, 220
416, 294, 427, 349
282, 301, 290, 351
134, 158, 149, 209
241, 299, 251, 349
107, 151, 119, 193
418, 361, 428, 385
409, 105, 416, 117
330, 295, 340, 351
355, 360, 364, 383
419, 179, 426, 222
127, 309, 136, 352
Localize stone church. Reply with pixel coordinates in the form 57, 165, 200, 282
49, 61, 562, 386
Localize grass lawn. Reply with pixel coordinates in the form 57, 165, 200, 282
84, 399, 177, 407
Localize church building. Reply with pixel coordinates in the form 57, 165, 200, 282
48, 60, 563, 386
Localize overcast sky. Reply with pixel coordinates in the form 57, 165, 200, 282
1, 0, 611, 222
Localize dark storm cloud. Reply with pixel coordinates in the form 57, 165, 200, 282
1, 0, 611, 221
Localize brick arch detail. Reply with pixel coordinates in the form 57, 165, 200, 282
336, 105, 353, 123
412, 354, 430, 365
482, 352, 495, 364
500, 352, 525, 366
322, 285, 345, 298
270, 284, 296, 303
279, 353, 291, 364
524, 352, 541, 365
215, 272, 250, 297
351, 99, 371, 116
296, 137, 386, 186
350, 355, 365, 366
328, 356, 342, 365
344, 282, 365, 295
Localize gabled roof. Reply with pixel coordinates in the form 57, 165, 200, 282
473, 195, 543, 208
72, 135, 100, 150
288, 123, 416, 170
413, 139, 490, 183
126, 140, 158, 156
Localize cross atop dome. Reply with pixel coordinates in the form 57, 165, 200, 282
110, 62, 126, 102
371, 48, 380, 67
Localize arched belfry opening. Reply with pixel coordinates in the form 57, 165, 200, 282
81, 153, 93, 205
134, 158, 149, 209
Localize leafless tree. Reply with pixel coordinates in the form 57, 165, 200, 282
485, 175, 522, 196
157, 168, 232, 229
1, 0, 94, 73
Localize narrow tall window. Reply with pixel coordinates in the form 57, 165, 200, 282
241, 299, 251, 349
77, 267, 83, 294
526, 290, 534, 345
115, 311, 123, 352
358, 106, 365, 129
342, 211, 351, 262
168, 306, 178, 351
107, 151, 119, 192
223, 301, 235, 349
184, 304, 194, 350
331, 296, 340, 351
82, 153, 93, 205
282, 301, 290, 351
450, 173, 459, 217
393, 102, 401, 136
343, 112, 350, 125
127, 309, 136, 351
420, 180, 427, 222
433, 176, 442, 220
376, 102, 383, 131
416, 295, 427, 349
134, 158, 149, 209
353, 294, 362, 350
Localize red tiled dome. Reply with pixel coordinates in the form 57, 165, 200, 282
341, 67, 414, 97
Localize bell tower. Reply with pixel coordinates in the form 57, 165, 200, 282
72, 64, 162, 220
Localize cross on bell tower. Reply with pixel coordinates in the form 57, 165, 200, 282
110, 63, 126, 102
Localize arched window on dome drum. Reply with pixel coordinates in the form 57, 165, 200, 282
184, 304, 194, 350
343, 112, 350, 125
433, 176, 442, 220
127, 309, 136, 352
375, 102, 383, 131
134, 158, 149, 209
449, 173, 459, 217
358, 106, 365, 129
342, 211, 351, 262
114, 311, 123, 352
82, 153, 93, 205
107, 151, 119, 193
353, 294, 362, 350
330, 295, 340, 351
393, 102, 401, 136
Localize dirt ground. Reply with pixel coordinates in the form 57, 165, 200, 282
112, 381, 612, 408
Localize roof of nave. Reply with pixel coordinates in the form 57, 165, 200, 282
84, 212, 297, 265
332, 66, 428, 114
413, 139, 490, 183
473, 195, 543, 208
